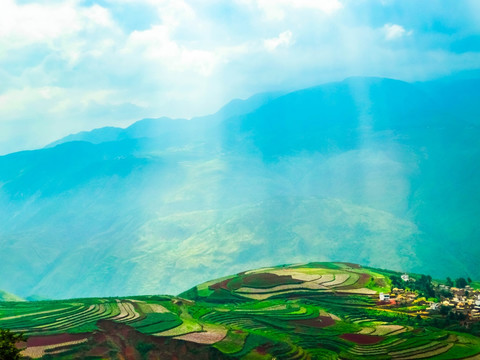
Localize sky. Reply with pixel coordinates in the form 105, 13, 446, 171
0, 0, 479, 154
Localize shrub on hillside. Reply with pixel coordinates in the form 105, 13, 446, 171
455, 277, 468, 288
0, 328, 25, 360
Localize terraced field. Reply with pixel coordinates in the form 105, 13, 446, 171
1, 262, 480, 359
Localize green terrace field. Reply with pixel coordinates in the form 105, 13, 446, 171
1, 262, 480, 359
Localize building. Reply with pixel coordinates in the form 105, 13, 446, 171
379, 293, 390, 301
401, 274, 409, 282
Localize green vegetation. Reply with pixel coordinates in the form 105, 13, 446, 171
0, 328, 25, 360
412, 275, 435, 297
456, 277, 468, 288
1, 262, 479, 359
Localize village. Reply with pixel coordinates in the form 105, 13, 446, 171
378, 273, 480, 322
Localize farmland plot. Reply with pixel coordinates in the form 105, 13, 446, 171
2, 262, 480, 359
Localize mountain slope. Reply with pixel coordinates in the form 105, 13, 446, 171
221, 77, 449, 158
0, 196, 421, 299
0, 290, 24, 302
1, 76, 479, 299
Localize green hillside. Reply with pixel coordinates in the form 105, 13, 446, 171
2, 262, 480, 359
0, 290, 24, 302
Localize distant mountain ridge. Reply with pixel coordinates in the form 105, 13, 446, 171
0, 289, 24, 302
1, 74, 479, 299
46, 91, 284, 148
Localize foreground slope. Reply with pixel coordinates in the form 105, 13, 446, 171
1, 263, 480, 359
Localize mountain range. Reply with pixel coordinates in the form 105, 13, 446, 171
1, 74, 479, 299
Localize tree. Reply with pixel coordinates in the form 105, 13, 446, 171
416, 275, 435, 297
440, 289, 453, 298
467, 277, 472, 284
455, 277, 468, 288
390, 275, 403, 289
440, 305, 451, 316
446, 277, 454, 287
0, 329, 25, 360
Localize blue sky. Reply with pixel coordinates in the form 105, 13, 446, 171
0, 0, 479, 154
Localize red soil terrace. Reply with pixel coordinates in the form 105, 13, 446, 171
340, 333, 385, 345
27, 333, 88, 347
291, 316, 335, 328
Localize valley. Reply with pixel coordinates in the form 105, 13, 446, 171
1, 76, 480, 300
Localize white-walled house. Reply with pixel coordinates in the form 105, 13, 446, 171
379, 293, 390, 301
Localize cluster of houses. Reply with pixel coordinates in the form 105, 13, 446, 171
436, 284, 480, 319
378, 273, 417, 304
377, 274, 480, 321
379, 288, 419, 305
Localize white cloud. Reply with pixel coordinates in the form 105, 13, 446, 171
0, 1, 114, 46
251, 0, 343, 20
115, 0, 220, 76
84, 4, 115, 28
264, 30, 293, 51
107, 0, 195, 26
0, 0, 118, 67
383, 23, 413, 40
0, 86, 125, 120
0, 87, 60, 115
123, 25, 219, 76
125, 25, 178, 59
0, 0, 80, 45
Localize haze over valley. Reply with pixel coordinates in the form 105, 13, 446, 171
1, 74, 479, 299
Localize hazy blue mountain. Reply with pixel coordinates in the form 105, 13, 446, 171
1, 76, 479, 299
46, 91, 283, 148
46, 127, 124, 147
226, 77, 464, 158
418, 72, 480, 125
